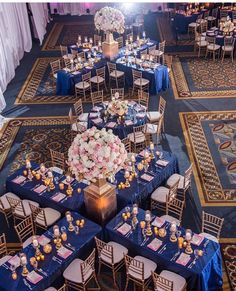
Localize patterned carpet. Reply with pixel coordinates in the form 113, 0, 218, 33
221, 242, 236, 290
171, 57, 236, 99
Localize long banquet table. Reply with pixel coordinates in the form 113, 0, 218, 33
106, 208, 223, 291
0, 212, 102, 291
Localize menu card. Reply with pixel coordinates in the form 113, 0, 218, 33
176, 253, 191, 266
34, 185, 47, 194
147, 238, 162, 251
191, 234, 204, 246
152, 217, 165, 228
27, 271, 43, 284
8, 255, 20, 268
57, 246, 73, 259
51, 192, 66, 202
156, 159, 169, 167
140, 173, 154, 182
38, 235, 51, 246
106, 122, 116, 128
12, 176, 26, 184
117, 223, 132, 236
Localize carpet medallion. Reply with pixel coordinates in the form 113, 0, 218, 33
180, 111, 236, 206
172, 57, 236, 99
221, 243, 236, 291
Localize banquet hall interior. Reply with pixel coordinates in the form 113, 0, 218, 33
0, 1, 235, 290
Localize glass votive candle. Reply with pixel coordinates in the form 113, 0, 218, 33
178, 237, 184, 248
59, 183, 64, 190
140, 220, 146, 229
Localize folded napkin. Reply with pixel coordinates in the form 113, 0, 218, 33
72, 71, 80, 75
8, 255, 20, 268
34, 185, 47, 194
51, 192, 66, 202
147, 42, 154, 46
191, 234, 204, 246
93, 118, 103, 124
92, 106, 102, 112
125, 120, 133, 126
140, 173, 154, 182
147, 238, 162, 251
117, 223, 132, 236
12, 175, 26, 184
38, 235, 51, 246
89, 112, 98, 118
156, 159, 169, 167
152, 217, 165, 228
27, 271, 43, 284
49, 166, 63, 175
176, 253, 191, 266
106, 122, 116, 128
57, 246, 73, 259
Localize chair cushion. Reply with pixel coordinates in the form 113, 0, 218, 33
53, 73, 57, 79
145, 123, 158, 134
90, 76, 104, 83
128, 255, 157, 280
14, 200, 39, 217
166, 173, 184, 189
207, 44, 220, 50
44, 288, 57, 291
134, 78, 149, 86
75, 81, 90, 89
160, 215, 180, 226
151, 186, 169, 203
128, 132, 145, 143
199, 232, 219, 243
189, 22, 199, 27
23, 235, 39, 249
222, 45, 233, 51
0, 192, 20, 210
147, 111, 161, 122
100, 241, 128, 264
197, 41, 208, 47
36, 208, 61, 227
110, 70, 124, 78
0, 255, 12, 266
206, 16, 216, 21
63, 258, 93, 283
78, 113, 89, 122
159, 270, 186, 291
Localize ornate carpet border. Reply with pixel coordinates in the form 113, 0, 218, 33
179, 111, 236, 206
0, 116, 69, 170
172, 57, 236, 100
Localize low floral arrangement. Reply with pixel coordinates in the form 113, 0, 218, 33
220, 16, 234, 32
68, 127, 127, 181
94, 6, 125, 34
107, 99, 129, 116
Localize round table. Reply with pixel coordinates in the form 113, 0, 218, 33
88, 100, 147, 140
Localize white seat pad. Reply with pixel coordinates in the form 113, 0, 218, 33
0, 255, 12, 266
134, 78, 149, 86
23, 235, 39, 249
147, 111, 161, 122
197, 40, 208, 47
160, 215, 180, 226
128, 132, 145, 143
101, 241, 128, 264
166, 173, 184, 189
75, 81, 90, 89
0, 192, 20, 210
145, 123, 158, 134
222, 45, 233, 51
44, 288, 57, 291
15, 200, 39, 217
199, 232, 219, 243
189, 22, 199, 27
90, 76, 104, 83
128, 255, 157, 280
36, 208, 61, 227
63, 258, 93, 283
78, 113, 89, 122
151, 186, 169, 203
206, 16, 216, 21
207, 44, 220, 50
159, 270, 186, 291
110, 70, 124, 78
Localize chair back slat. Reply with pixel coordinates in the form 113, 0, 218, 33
121, 137, 131, 153
183, 164, 192, 189
125, 254, 144, 281
50, 149, 65, 170
74, 99, 83, 116
0, 233, 8, 258
81, 249, 96, 283
29, 203, 47, 227
111, 88, 125, 100
152, 272, 173, 291
224, 36, 234, 47
77, 51, 86, 61
96, 67, 106, 79
95, 237, 114, 264
167, 197, 184, 223
138, 90, 149, 108
132, 69, 142, 82
15, 216, 34, 245
116, 36, 123, 49
107, 62, 117, 75
82, 71, 91, 83
158, 96, 166, 115
91, 90, 104, 106
50, 60, 61, 75
202, 211, 224, 239
158, 40, 166, 53
60, 45, 68, 57
168, 179, 180, 202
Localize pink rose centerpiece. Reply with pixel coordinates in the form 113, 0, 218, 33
68, 127, 128, 181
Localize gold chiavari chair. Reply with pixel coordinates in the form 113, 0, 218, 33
147, 96, 166, 132
94, 34, 102, 46
194, 31, 208, 57
50, 60, 61, 85
60, 45, 73, 60
138, 90, 149, 109
50, 149, 65, 171
160, 197, 184, 226
152, 271, 187, 291
63, 249, 100, 290
151, 179, 179, 213
111, 88, 125, 100
121, 137, 132, 153
68, 108, 86, 141
205, 36, 220, 61
164, 55, 173, 75
149, 41, 166, 63
0, 192, 20, 227
90, 67, 107, 92
128, 124, 146, 153
140, 49, 148, 61
199, 19, 208, 34
71, 48, 78, 58
73, 98, 89, 123
148, 44, 156, 55
116, 36, 123, 49
124, 254, 157, 291
144, 116, 163, 145
200, 211, 224, 243
95, 237, 128, 287
91, 90, 104, 107
64, 58, 71, 70
75, 72, 91, 100
126, 32, 133, 43
132, 69, 149, 96
77, 51, 86, 61
29, 203, 61, 232
14, 216, 36, 248
188, 14, 202, 38
0, 233, 12, 266
222, 37, 235, 63
107, 62, 125, 88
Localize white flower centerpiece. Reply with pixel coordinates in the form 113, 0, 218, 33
107, 98, 129, 117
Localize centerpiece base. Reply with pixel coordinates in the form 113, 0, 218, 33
102, 41, 119, 59
84, 178, 117, 225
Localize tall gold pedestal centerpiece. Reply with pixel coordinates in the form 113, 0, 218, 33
102, 32, 118, 59
84, 178, 117, 225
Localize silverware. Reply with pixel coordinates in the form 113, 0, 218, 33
125, 230, 132, 237
23, 279, 32, 290
31, 184, 40, 191
65, 243, 75, 251
52, 256, 62, 264
158, 244, 166, 254
171, 251, 180, 261
140, 238, 148, 246
38, 268, 47, 276
114, 221, 123, 230
2, 263, 9, 270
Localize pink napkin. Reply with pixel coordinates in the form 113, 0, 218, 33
152, 217, 165, 228
93, 118, 103, 124
8, 255, 20, 268
78, 113, 88, 121
51, 192, 66, 202
92, 106, 102, 112
136, 113, 145, 118
117, 223, 132, 236
141, 173, 154, 182
34, 185, 47, 194
106, 122, 116, 128
57, 246, 73, 259
176, 253, 191, 266
27, 271, 43, 284
147, 238, 162, 251
38, 235, 51, 246
156, 160, 169, 167
90, 113, 99, 118
125, 120, 133, 126
191, 234, 204, 246
12, 176, 26, 184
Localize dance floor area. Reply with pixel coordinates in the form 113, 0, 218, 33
1, 8, 236, 291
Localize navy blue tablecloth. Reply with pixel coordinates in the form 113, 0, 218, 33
105, 208, 223, 291
6, 164, 86, 213
0, 213, 102, 291
174, 12, 201, 34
